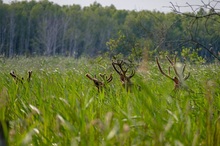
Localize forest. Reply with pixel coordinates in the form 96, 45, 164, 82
0, 0, 219, 62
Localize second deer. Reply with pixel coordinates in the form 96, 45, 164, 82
112, 59, 135, 91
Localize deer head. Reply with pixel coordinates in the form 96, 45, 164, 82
86, 73, 113, 92
10, 70, 32, 83
112, 59, 135, 90
156, 55, 190, 90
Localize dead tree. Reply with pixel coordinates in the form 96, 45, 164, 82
156, 55, 190, 90
112, 59, 135, 91
86, 73, 113, 92
170, 1, 220, 61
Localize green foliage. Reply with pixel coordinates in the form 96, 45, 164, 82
181, 47, 206, 64
106, 31, 142, 62
0, 57, 219, 145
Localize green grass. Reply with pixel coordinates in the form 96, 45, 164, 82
0, 57, 219, 145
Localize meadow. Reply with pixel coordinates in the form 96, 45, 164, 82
0, 57, 219, 145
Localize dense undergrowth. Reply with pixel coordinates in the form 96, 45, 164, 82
0, 57, 219, 145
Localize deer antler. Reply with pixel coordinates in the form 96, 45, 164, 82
10, 70, 33, 83
10, 71, 23, 83
27, 70, 32, 82
99, 73, 113, 84
86, 73, 113, 92
156, 56, 190, 90
112, 59, 135, 90
182, 64, 190, 80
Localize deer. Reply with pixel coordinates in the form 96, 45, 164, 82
86, 73, 113, 92
112, 59, 135, 91
156, 55, 190, 91
10, 70, 32, 84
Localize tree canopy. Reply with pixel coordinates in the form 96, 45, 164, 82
0, 1, 219, 61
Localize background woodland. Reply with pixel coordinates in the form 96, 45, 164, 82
0, 0, 219, 62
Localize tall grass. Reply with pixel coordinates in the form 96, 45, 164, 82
0, 57, 219, 145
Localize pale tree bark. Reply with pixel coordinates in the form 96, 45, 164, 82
0, 25, 6, 55
36, 15, 61, 56
60, 16, 70, 56
25, 16, 31, 56
9, 12, 15, 57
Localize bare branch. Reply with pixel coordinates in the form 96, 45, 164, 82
170, 1, 220, 61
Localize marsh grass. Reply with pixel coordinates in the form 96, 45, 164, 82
0, 57, 219, 145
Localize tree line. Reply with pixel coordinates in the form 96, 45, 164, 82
0, 0, 219, 61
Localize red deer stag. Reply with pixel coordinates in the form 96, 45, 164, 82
86, 73, 113, 92
156, 55, 190, 90
112, 59, 135, 91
